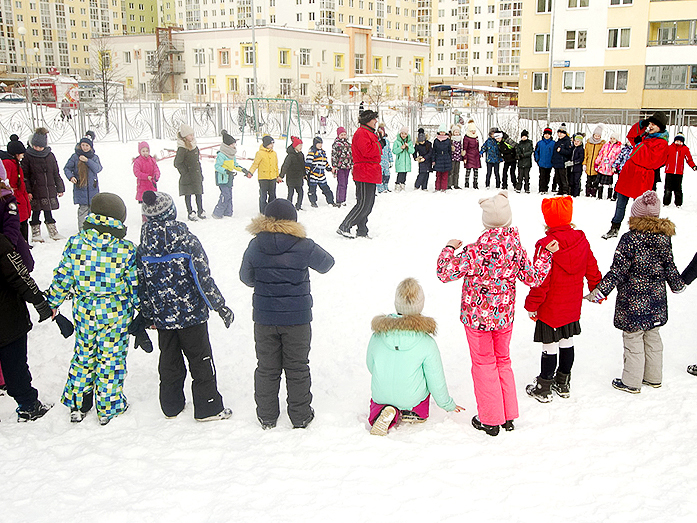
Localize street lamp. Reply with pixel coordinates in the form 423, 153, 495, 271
133, 44, 141, 111
16, 25, 35, 128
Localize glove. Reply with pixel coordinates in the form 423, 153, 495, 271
528, 310, 537, 321
218, 306, 234, 328
584, 288, 606, 304
35, 300, 52, 323
128, 312, 150, 336
133, 330, 154, 353
242, 168, 251, 176
326, 165, 332, 172
54, 313, 75, 338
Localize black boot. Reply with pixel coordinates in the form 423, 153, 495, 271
551, 371, 571, 398
526, 377, 553, 403
472, 415, 500, 436
602, 222, 620, 239
472, 171, 479, 190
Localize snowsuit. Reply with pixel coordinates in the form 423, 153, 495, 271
551, 134, 572, 195
331, 137, 352, 204
22, 146, 64, 225
583, 139, 605, 197
281, 145, 306, 210
367, 313, 457, 427
240, 215, 334, 427
515, 139, 534, 193
392, 134, 414, 187
534, 137, 555, 193
663, 142, 696, 207
305, 145, 336, 206
595, 216, 684, 388
212, 143, 244, 218
250, 144, 280, 214
413, 140, 433, 190
133, 145, 160, 202
137, 212, 229, 420
46, 213, 137, 423
64, 145, 103, 229
480, 137, 502, 188
437, 227, 552, 426
462, 134, 481, 188
432, 136, 452, 191
594, 141, 622, 199
377, 137, 393, 193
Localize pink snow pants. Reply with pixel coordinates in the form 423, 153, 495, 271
368, 396, 430, 427
465, 324, 518, 426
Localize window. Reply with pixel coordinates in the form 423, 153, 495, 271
299, 48, 310, 66
537, 0, 552, 13
563, 70, 585, 91
373, 57, 382, 72
335, 53, 344, 69
124, 51, 132, 63
645, 65, 692, 89
473, 52, 480, 59
194, 48, 205, 65
279, 78, 292, 96
243, 44, 255, 65
610, 0, 632, 5
220, 50, 230, 66
195, 78, 207, 95
568, 0, 588, 7
415, 57, 423, 73
300, 83, 308, 96
566, 30, 587, 50
604, 70, 628, 91
396, 56, 402, 68
227, 76, 238, 92
355, 54, 364, 74
535, 33, 550, 52
245, 78, 256, 95
279, 49, 289, 66
488, 5, 494, 13
608, 28, 631, 48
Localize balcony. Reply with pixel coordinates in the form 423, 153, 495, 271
648, 20, 697, 46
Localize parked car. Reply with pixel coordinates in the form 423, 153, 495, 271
0, 92, 27, 103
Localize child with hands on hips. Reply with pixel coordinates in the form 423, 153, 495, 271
366, 278, 464, 436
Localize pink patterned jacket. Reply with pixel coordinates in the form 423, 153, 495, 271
437, 227, 552, 331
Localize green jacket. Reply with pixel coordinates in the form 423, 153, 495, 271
392, 135, 415, 173
366, 314, 456, 411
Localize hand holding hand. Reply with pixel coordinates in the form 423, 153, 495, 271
70, 177, 77, 184
35, 300, 52, 323
545, 240, 560, 253
528, 310, 538, 321
583, 288, 606, 304
446, 239, 463, 250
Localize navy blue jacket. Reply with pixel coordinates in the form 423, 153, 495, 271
413, 141, 433, 174
534, 138, 555, 169
551, 134, 573, 169
64, 146, 102, 206
432, 137, 453, 172
240, 216, 334, 326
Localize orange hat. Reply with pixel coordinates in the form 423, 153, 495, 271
541, 196, 573, 228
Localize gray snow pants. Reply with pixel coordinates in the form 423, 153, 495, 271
622, 327, 664, 388
254, 323, 312, 427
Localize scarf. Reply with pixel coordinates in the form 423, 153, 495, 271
26, 146, 51, 158
587, 134, 604, 145
220, 143, 237, 158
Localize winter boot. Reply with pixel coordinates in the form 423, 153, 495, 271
526, 377, 554, 403
187, 211, 198, 221
472, 172, 479, 190
31, 224, 45, 243
370, 406, 396, 436
612, 378, 640, 394
602, 222, 620, 240
687, 365, 697, 376
501, 420, 515, 431
471, 415, 500, 436
400, 410, 426, 423
195, 407, 233, 422
46, 223, 65, 240
16, 400, 53, 422
551, 371, 571, 398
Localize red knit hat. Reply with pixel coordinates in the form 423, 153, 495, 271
541, 196, 573, 228
291, 136, 303, 148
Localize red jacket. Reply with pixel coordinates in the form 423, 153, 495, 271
664, 142, 695, 175
614, 121, 669, 199
351, 124, 382, 183
2, 157, 31, 223
525, 225, 601, 329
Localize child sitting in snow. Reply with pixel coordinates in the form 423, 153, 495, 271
366, 278, 463, 436
437, 192, 557, 436
524, 196, 601, 403
585, 191, 684, 393
212, 130, 248, 219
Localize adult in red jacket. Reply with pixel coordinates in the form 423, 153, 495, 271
337, 110, 381, 238
603, 111, 669, 239
525, 196, 601, 403
663, 134, 696, 207
1, 135, 30, 242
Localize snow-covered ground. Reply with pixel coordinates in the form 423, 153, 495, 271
3, 136, 697, 522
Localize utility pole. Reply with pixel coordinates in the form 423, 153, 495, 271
546, 0, 556, 127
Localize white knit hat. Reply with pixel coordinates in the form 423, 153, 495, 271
479, 191, 513, 229
394, 278, 425, 316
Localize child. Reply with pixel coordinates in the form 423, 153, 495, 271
0, 231, 53, 421
305, 136, 338, 207
437, 192, 557, 436
0, 170, 32, 272
246, 135, 281, 214
568, 134, 585, 197
377, 123, 394, 193
680, 252, 697, 376
138, 190, 234, 421
663, 134, 696, 207
551, 125, 572, 195
462, 120, 481, 189
392, 127, 414, 192
524, 196, 601, 402
212, 130, 248, 219
514, 130, 534, 193
583, 125, 606, 197
281, 136, 306, 211
240, 198, 334, 429
594, 132, 622, 200
480, 129, 503, 189
21, 127, 65, 243
331, 127, 352, 205
133, 141, 160, 204
64, 136, 102, 231
534, 127, 555, 194
46, 193, 137, 425
366, 278, 463, 436
610, 139, 634, 201
586, 191, 684, 393
500, 132, 517, 191
449, 124, 463, 189
413, 128, 433, 191
432, 124, 452, 192
173, 124, 205, 221
1, 135, 30, 242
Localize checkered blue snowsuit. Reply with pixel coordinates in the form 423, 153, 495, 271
47, 214, 138, 423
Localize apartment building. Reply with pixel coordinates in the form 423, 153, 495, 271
519, 0, 697, 111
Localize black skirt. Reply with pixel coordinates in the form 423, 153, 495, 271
533, 320, 581, 344
597, 174, 614, 186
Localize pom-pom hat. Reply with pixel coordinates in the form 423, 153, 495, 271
7, 134, 26, 156
141, 190, 176, 219
394, 278, 425, 316
631, 190, 661, 218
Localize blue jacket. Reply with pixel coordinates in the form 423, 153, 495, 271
137, 216, 225, 329
305, 147, 331, 184
480, 137, 502, 164
380, 138, 394, 173
551, 134, 573, 169
240, 216, 334, 326
432, 137, 453, 172
534, 137, 555, 168
64, 147, 102, 206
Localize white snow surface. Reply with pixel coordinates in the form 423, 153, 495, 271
3, 137, 697, 522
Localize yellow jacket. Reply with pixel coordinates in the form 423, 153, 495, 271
249, 145, 279, 180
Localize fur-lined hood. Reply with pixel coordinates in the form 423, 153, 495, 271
247, 215, 306, 238
371, 314, 437, 335
628, 216, 675, 236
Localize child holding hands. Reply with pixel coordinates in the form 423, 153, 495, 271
367, 278, 463, 436
437, 192, 558, 436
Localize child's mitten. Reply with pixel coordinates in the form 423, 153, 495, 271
134, 331, 154, 353
217, 306, 234, 328
54, 313, 75, 338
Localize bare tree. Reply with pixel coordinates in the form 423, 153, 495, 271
91, 36, 123, 132
366, 79, 388, 113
